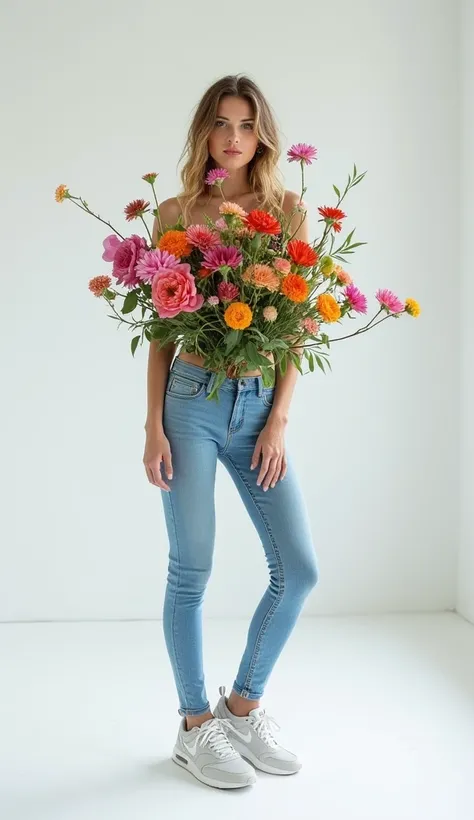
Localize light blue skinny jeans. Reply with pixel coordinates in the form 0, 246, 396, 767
160, 357, 319, 716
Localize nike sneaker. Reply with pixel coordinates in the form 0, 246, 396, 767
172, 715, 257, 789
213, 686, 302, 775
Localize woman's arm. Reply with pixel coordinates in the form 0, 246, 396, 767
250, 192, 308, 489
144, 199, 181, 434
267, 191, 308, 425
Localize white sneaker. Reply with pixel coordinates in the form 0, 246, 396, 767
213, 686, 302, 775
172, 715, 257, 789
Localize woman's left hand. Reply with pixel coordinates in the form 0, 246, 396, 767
251, 418, 287, 491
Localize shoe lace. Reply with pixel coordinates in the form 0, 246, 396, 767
250, 712, 280, 748
198, 718, 237, 759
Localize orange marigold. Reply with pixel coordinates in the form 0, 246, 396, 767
317, 292, 341, 322
55, 184, 69, 203
287, 239, 318, 267
89, 275, 112, 297
281, 273, 310, 303
245, 209, 281, 235
224, 301, 253, 330
242, 264, 280, 292
157, 230, 192, 258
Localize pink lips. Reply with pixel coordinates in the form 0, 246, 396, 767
224, 149, 242, 155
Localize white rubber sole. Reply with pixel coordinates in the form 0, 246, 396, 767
231, 740, 302, 776
172, 746, 257, 789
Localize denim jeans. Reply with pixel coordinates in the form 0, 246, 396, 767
160, 357, 319, 716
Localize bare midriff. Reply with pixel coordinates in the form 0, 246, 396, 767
177, 349, 275, 379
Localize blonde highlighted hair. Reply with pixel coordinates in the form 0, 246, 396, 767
177, 74, 286, 227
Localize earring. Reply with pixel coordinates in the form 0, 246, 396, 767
256, 144, 263, 155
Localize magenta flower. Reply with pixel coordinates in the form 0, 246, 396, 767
205, 168, 230, 186
202, 244, 243, 272
185, 225, 221, 252
344, 283, 368, 314
287, 143, 318, 165
217, 281, 240, 302
151, 263, 204, 318
102, 234, 121, 262
112, 235, 146, 288
376, 288, 405, 313
135, 249, 179, 283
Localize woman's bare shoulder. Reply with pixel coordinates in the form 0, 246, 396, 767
282, 189, 302, 214
159, 196, 182, 222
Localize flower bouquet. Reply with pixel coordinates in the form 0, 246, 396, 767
55, 143, 420, 402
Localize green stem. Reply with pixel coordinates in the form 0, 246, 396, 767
150, 182, 164, 237
140, 214, 153, 245
69, 197, 125, 240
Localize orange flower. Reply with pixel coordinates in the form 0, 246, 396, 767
317, 292, 341, 322
88, 275, 111, 297
245, 209, 281, 235
157, 230, 192, 258
242, 264, 280, 292
287, 239, 318, 267
55, 184, 69, 203
224, 301, 253, 330
197, 267, 213, 279
281, 273, 310, 303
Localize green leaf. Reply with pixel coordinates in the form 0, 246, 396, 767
144, 328, 152, 342
333, 184, 341, 198
315, 355, 326, 373
308, 352, 315, 372
131, 335, 140, 357
103, 289, 115, 301
122, 290, 138, 314
225, 329, 242, 355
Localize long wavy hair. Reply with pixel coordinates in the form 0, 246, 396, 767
177, 75, 286, 227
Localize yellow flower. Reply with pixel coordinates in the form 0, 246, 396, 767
224, 302, 253, 330
317, 292, 341, 322
55, 184, 69, 203
405, 298, 421, 317
320, 255, 335, 276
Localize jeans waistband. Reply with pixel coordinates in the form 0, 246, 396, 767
170, 357, 267, 396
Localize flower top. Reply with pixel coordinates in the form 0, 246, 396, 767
287, 143, 318, 165
205, 168, 230, 187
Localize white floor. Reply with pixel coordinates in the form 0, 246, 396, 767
1, 613, 474, 820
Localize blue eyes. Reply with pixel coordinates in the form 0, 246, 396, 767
215, 120, 254, 130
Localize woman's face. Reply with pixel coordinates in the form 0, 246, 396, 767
208, 95, 259, 171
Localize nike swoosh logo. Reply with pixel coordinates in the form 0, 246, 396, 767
183, 738, 199, 756
229, 726, 252, 743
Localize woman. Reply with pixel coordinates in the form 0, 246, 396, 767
143, 74, 319, 790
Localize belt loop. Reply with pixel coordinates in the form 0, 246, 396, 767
257, 376, 263, 397
206, 371, 217, 395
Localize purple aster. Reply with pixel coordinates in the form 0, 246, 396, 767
344, 284, 368, 314
135, 249, 180, 283
202, 244, 243, 272
287, 143, 318, 165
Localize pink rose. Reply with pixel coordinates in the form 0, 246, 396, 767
102, 234, 121, 262
152, 263, 204, 318
112, 235, 146, 288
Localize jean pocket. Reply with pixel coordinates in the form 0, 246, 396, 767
166, 374, 206, 399
261, 387, 275, 408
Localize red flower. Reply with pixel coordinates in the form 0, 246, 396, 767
287, 239, 318, 267
245, 210, 281, 235
318, 206, 346, 224
124, 198, 150, 221
332, 222, 343, 233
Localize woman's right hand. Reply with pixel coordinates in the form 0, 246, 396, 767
143, 429, 173, 491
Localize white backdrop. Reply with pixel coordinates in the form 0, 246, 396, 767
0, 0, 463, 621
